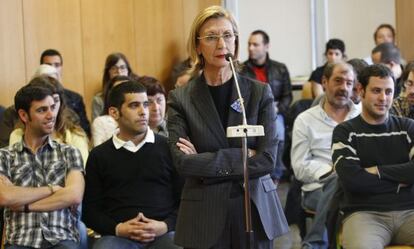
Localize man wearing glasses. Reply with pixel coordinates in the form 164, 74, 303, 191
241, 30, 293, 183
391, 63, 414, 119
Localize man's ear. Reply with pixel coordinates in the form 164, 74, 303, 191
321, 76, 328, 91
108, 107, 120, 120
356, 82, 365, 98
17, 109, 29, 124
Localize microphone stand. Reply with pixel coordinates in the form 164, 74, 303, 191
225, 54, 264, 249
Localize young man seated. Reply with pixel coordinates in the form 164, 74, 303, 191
0, 77, 85, 249
82, 80, 183, 249
332, 64, 414, 248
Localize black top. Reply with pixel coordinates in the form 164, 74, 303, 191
208, 77, 233, 129
63, 89, 90, 137
332, 115, 414, 213
308, 64, 327, 84
82, 134, 183, 235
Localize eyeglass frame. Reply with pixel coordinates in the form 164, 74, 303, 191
197, 32, 238, 44
109, 64, 128, 72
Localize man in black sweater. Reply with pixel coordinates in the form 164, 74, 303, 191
82, 80, 183, 249
332, 64, 414, 248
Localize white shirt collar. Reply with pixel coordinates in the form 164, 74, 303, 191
112, 128, 155, 153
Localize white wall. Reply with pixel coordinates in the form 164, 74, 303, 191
237, 0, 312, 77
327, 0, 395, 62
235, 0, 395, 78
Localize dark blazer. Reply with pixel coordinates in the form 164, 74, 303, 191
167, 74, 288, 248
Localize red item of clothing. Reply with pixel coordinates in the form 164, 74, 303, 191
252, 66, 268, 83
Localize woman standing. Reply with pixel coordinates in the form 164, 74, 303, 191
167, 6, 287, 249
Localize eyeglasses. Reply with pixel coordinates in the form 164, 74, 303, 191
45, 62, 62, 68
404, 80, 414, 88
110, 64, 128, 72
197, 32, 237, 44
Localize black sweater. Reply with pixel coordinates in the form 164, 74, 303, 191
82, 135, 183, 235
332, 115, 414, 213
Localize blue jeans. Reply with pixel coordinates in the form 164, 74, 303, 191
301, 176, 337, 249
6, 240, 79, 249
92, 232, 181, 249
271, 114, 286, 180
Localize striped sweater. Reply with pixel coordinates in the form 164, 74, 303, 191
332, 114, 414, 213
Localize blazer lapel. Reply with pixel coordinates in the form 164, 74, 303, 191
227, 75, 252, 147
190, 76, 228, 147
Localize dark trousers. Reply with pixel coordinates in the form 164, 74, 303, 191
185, 192, 273, 249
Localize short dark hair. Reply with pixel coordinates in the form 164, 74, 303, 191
325, 38, 346, 55
347, 58, 369, 82
15, 83, 54, 115
251, 30, 269, 45
138, 76, 166, 97
400, 61, 414, 88
108, 80, 146, 110
102, 75, 131, 114
358, 64, 395, 90
372, 42, 401, 64
40, 49, 63, 65
373, 24, 396, 42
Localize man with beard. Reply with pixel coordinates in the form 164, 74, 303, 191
332, 64, 414, 248
391, 62, 414, 119
82, 80, 182, 249
242, 30, 292, 182
291, 62, 360, 248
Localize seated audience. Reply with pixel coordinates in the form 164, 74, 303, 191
308, 39, 347, 98
332, 64, 414, 248
83, 80, 183, 249
364, 24, 396, 65
92, 75, 130, 147
41, 49, 90, 136
391, 61, 414, 119
92, 52, 139, 121
138, 76, 168, 137
9, 75, 89, 166
0, 79, 85, 249
291, 62, 360, 248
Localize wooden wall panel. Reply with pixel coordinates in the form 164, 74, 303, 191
0, 0, 221, 116
0, 0, 26, 107
133, 0, 186, 90
80, 0, 137, 118
22, 0, 84, 95
396, 0, 414, 62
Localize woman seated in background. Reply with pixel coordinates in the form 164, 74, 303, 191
9, 66, 89, 166
138, 76, 168, 137
91, 52, 139, 121
309, 38, 347, 98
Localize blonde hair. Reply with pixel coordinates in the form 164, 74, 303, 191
187, 5, 239, 78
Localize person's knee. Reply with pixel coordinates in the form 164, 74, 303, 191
93, 236, 136, 249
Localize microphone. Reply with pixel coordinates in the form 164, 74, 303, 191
225, 53, 233, 62
225, 53, 264, 138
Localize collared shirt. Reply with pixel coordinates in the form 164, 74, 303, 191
291, 98, 360, 192
391, 96, 414, 119
112, 128, 155, 153
0, 136, 84, 248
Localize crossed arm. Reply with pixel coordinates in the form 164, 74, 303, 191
0, 170, 84, 211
